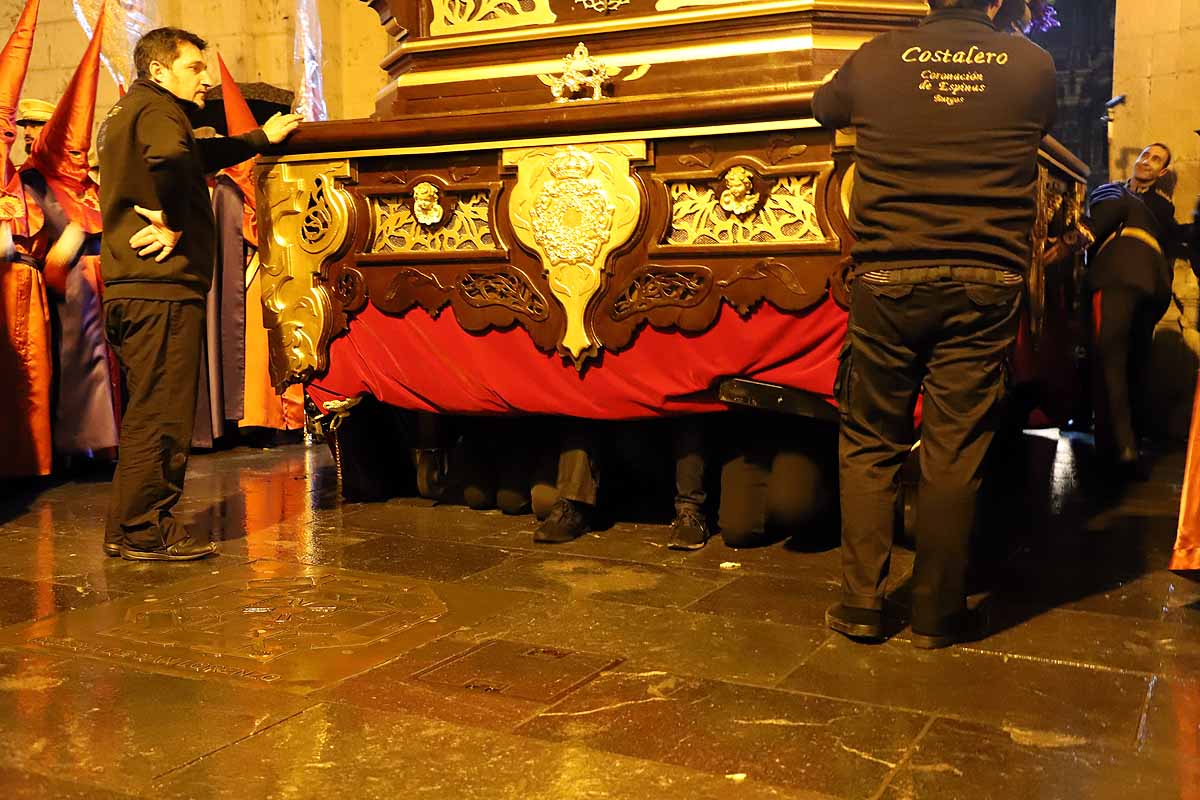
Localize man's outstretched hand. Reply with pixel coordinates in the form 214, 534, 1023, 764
129, 205, 182, 262
262, 112, 303, 145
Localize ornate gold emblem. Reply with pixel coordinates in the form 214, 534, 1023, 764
531, 149, 615, 267
371, 191, 496, 253
719, 166, 760, 215
538, 43, 622, 103
504, 142, 646, 363
412, 182, 445, 226
575, 0, 631, 12
429, 0, 556, 36
667, 173, 830, 247
257, 159, 355, 390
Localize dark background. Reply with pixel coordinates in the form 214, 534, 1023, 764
1030, 0, 1117, 186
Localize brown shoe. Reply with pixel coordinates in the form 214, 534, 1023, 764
120, 537, 217, 562
102, 542, 121, 557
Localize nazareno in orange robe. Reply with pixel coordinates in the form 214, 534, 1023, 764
0, 200, 53, 478
1171, 372, 1200, 571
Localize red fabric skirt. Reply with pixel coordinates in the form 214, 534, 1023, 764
306, 298, 849, 419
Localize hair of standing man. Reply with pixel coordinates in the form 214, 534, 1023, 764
133, 27, 207, 80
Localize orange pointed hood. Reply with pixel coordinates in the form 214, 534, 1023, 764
0, 0, 41, 239
24, 0, 104, 233
218, 54, 259, 245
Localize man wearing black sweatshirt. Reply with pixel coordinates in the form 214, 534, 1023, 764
99, 28, 300, 561
813, 0, 1057, 647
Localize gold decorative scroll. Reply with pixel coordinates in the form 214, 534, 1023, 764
429, 0, 557, 37
258, 159, 355, 390
503, 142, 646, 363
370, 191, 497, 252
667, 173, 829, 246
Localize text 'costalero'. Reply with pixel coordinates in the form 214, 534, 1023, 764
902, 46, 1010, 65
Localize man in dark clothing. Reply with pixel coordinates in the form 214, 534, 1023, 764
813, 0, 1057, 647
99, 27, 300, 561
1085, 182, 1171, 471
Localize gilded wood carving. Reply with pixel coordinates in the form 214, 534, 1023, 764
504, 142, 646, 362
428, 0, 556, 36
370, 190, 498, 252
257, 159, 356, 390
279, 133, 850, 371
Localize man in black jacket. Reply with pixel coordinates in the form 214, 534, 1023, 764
813, 0, 1057, 647
99, 27, 300, 561
1085, 182, 1171, 473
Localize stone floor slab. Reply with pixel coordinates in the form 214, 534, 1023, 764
153, 701, 823, 800
518, 667, 929, 799
317, 533, 518, 582
320, 636, 552, 732
0, 648, 307, 794
782, 637, 1154, 746
0, 561, 530, 693
937, 603, 1200, 678
414, 638, 620, 702
878, 716, 1185, 800
463, 552, 735, 609
0, 766, 144, 799
0, 577, 126, 629
463, 594, 829, 687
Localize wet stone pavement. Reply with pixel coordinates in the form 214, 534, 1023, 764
0, 433, 1196, 799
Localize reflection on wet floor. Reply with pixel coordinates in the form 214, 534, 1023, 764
0, 433, 1196, 799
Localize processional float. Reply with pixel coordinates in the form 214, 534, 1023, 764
255, 0, 1089, 491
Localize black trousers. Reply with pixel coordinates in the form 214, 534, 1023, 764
103, 298, 204, 550
837, 271, 1021, 631
1092, 286, 1164, 455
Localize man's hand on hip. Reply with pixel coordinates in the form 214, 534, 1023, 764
129, 205, 182, 262
261, 112, 304, 145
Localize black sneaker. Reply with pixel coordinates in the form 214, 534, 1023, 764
102, 542, 121, 557
825, 602, 884, 642
534, 499, 591, 544
667, 509, 710, 551
119, 536, 218, 562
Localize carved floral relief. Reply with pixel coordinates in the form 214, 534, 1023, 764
370, 191, 497, 253
667, 172, 829, 247
428, 0, 557, 37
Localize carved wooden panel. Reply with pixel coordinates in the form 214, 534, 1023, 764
314, 129, 853, 368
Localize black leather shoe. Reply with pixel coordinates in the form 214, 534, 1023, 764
911, 611, 971, 650
119, 537, 218, 562
825, 603, 884, 642
667, 509, 710, 551
102, 542, 121, 557
534, 499, 591, 544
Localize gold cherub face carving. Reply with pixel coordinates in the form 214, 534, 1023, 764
412, 182, 445, 226
720, 166, 760, 216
